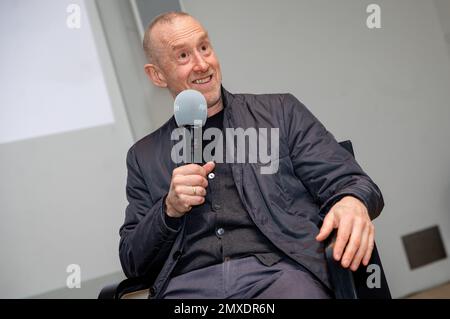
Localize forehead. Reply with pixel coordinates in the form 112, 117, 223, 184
154, 17, 209, 50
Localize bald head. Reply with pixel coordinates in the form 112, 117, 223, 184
143, 11, 193, 65
142, 11, 223, 115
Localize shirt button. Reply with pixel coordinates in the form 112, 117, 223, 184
216, 227, 225, 237
213, 203, 221, 211
208, 172, 215, 179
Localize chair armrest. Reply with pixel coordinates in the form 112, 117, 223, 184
98, 277, 151, 299
325, 230, 391, 299
98, 282, 122, 299
325, 230, 358, 299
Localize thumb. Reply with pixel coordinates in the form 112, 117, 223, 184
202, 161, 215, 174
316, 211, 335, 242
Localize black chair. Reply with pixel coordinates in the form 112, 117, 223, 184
99, 140, 391, 299
324, 140, 391, 299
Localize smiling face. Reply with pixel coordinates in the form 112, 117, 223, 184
144, 16, 223, 116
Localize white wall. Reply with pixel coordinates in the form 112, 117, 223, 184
0, 0, 133, 298
0, 0, 114, 144
181, 0, 450, 298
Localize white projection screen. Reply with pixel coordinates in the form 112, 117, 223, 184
0, 0, 115, 145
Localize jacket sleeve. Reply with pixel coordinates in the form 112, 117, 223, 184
119, 145, 182, 279
283, 93, 384, 220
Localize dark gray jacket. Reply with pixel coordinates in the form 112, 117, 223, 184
119, 87, 384, 298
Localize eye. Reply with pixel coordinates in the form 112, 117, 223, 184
179, 52, 188, 59
201, 45, 208, 51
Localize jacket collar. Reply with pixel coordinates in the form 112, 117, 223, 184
220, 85, 240, 128
221, 85, 235, 110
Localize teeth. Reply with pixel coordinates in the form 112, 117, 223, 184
194, 76, 211, 84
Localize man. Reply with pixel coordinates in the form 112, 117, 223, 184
119, 12, 384, 299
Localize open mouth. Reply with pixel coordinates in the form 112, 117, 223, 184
192, 74, 213, 85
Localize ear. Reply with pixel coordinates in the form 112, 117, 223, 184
144, 64, 168, 88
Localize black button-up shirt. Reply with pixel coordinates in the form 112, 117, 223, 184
168, 109, 285, 278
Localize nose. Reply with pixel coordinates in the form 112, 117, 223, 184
192, 51, 209, 73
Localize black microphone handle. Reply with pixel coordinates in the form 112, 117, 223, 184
189, 125, 195, 164
183, 125, 203, 164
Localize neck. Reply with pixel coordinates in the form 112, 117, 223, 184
207, 97, 223, 117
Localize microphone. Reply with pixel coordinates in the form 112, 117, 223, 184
174, 89, 207, 163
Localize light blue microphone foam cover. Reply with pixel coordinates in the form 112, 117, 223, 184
174, 89, 207, 127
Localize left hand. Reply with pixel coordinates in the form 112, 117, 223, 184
315, 196, 375, 271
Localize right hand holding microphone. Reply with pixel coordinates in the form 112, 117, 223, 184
165, 161, 215, 218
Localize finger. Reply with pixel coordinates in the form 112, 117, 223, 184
350, 224, 370, 271
173, 164, 206, 177
202, 161, 215, 175
173, 195, 192, 212
175, 175, 208, 188
362, 226, 375, 266
316, 212, 335, 242
341, 219, 365, 268
333, 217, 353, 262
174, 185, 207, 197
177, 194, 206, 207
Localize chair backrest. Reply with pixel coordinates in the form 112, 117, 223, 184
325, 140, 391, 299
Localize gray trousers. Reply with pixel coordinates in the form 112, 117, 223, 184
161, 256, 332, 299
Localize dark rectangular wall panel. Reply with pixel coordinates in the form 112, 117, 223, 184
402, 225, 447, 270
